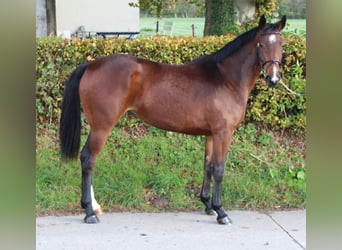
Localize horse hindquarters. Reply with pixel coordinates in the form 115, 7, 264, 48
78, 57, 139, 223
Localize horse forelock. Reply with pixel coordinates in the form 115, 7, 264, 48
262, 23, 281, 33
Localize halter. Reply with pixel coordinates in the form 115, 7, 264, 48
257, 32, 282, 78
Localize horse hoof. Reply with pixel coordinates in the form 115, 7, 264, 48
217, 216, 232, 225
84, 215, 99, 224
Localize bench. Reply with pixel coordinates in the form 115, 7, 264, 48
73, 26, 139, 39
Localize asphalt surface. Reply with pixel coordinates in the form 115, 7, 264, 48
36, 210, 306, 250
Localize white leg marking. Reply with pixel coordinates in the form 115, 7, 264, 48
91, 185, 103, 215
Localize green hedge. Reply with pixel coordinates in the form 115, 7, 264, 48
36, 33, 306, 132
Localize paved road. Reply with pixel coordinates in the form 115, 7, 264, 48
36, 210, 306, 250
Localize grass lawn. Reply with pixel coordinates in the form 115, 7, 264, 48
139, 18, 306, 37
36, 122, 305, 215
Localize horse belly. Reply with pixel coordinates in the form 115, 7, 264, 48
132, 95, 211, 135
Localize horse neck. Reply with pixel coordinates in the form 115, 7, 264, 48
218, 39, 261, 100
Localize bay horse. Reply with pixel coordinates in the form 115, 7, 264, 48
60, 15, 286, 225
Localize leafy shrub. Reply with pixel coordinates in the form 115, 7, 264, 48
36, 33, 305, 132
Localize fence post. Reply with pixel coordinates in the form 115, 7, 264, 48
192, 24, 196, 37
156, 21, 159, 34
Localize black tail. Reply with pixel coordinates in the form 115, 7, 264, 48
60, 63, 88, 161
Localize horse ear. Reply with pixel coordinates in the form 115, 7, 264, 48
258, 15, 266, 29
276, 15, 287, 31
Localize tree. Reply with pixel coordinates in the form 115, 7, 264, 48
46, 0, 56, 35
174, 0, 205, 18
254, 0, 279, 18
36, 0, 56, 36
130, 0, 281, 35
278, 0, 306, 19
232, 0, 282, 31
203, 0, 236, 36
131, 0, 204, 18
129, 0, 166, 18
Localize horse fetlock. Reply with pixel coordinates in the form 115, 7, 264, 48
81, 200, 89, 209
200, 196, 213, 214
212, 205, 226, 217
205, 208, 216, 215
200, 195, 210, 204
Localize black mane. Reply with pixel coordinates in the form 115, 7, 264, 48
189, 27, 260, 64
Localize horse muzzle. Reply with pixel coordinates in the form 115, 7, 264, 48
266, 74, 281, 87
260, 59, 282, 87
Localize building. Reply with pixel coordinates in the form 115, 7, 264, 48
36, 0, 140, 38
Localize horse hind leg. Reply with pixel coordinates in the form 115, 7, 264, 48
80, 130, 109, 223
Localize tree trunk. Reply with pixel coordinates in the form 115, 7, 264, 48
203, 0, 214, 35
203, 0, 236, 36
36, 0, 56, 36
46, 0, 56, 35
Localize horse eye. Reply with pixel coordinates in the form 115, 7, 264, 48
257, 43, 263, 48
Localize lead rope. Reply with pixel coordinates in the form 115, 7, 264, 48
279, 79, 306, 97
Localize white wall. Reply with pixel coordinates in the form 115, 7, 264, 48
234, 0, 255, 23
36, 0, 47, 37
56, 0, 139, 36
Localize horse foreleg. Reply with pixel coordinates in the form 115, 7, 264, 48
200, 136, 215, 215
211, 131, 232, 225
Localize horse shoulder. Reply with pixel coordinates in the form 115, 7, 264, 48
210, 83, 248, 131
